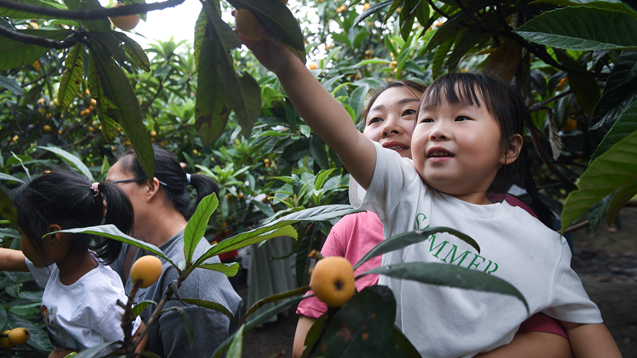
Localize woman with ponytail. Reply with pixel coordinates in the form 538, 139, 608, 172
0, 169, 147, 357
106, 147, 241, 358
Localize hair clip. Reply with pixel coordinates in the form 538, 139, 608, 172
186, 173, 191, 185
91, 182, 100, 197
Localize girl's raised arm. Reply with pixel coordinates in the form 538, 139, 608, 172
244, 27, 377, 189
0, 248, 28, 272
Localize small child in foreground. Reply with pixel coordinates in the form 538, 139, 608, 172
242, 28, 622, 357
0, 170, 147, 357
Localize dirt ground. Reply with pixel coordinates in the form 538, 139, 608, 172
238, 208, 637, 358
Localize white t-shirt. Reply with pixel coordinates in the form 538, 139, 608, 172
26, 256, 141, 352
350, 142, 602, 358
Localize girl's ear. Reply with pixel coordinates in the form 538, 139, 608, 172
501, 134, 523, 165
46, 224, 63, 245
145, 177, 161, 202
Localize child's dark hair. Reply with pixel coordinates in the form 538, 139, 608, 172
421, 73, 555, 228
118, 146, 219, 218
360, 80, 427, 124
13, 169, 134, 264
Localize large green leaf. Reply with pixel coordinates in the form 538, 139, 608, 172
56, 42, 85, 113
0, 307, 6, 333
87, 53, 119, 141
584, 191, 615, 231
314, 285, 396, 357
606, 177, 637, 225
0, 173, 23, 183
554, 49, 600, 116
530, 0, 637, 15
590, 50, 637, 130
226, 0, 305, 62
364, 262, 529, 312
89, 41, 155, 179
194, 20, 230, 146
353, 0, 392, 26
191, 225, 297, 270
381, 327, 421, 358
0, 29, 72, 70
514, 7, 637, 51
354, 228, 479, 270
590, 99, 637, 162
561, 129, 637, 232
195, 14, 230, 146
197, 262, 240, 277
111, 31, 150, 72
0, 74, 23, 96
424, 13, 467, 53
0, 0, 65, 19
226, 325, 244, 358
431, 36, 454, 78
482, 38, 521, 84
54, 224, 174, 266
263, 204, 360, 224
184, 193, 218, 265
202, 1, 262, 139
38, 146, 93, 182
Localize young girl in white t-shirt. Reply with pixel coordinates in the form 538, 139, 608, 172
243, 30, 622, 357
0, 169, 146, 357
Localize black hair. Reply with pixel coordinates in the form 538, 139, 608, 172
421, 73, 555, 228
360, 80, 428, 125
13, 169, 134, 264
118, 146, 219, 218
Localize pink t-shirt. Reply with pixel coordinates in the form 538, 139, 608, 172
296, 211, 382, 318
297, 202, 567, 339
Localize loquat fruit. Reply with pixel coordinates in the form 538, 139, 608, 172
310, 256, 355, 307
109, 3, 140, 31
130, 256, 162, 288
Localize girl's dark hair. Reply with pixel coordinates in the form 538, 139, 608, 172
13, 169, 134, 264
118, 146, 219, 218
360, 80, 427, 124
421, 72, 555, 228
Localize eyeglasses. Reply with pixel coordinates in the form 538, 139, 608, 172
107, 178, 168, 186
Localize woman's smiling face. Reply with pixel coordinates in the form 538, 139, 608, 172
362, 86, 422, 158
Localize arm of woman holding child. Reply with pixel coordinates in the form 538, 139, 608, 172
561, 322, 622, 358
244, 28, 376, 189
0, 248, 28, 272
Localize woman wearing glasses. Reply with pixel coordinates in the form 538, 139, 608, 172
106, 147, 242, 358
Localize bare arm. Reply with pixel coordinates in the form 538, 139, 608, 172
562, 322, 622, 358
475, 332, 573, 358
293, 315, 316, 358
244, 29, 377, 189
0, 248, 28, 272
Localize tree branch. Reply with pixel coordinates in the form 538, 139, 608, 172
528, 90, 573, 112
425, 0, 451, 19
0, 26, 84, 49
0, 0, 185, 19
526, 119, 579, 191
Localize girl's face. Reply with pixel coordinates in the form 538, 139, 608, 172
363, 86, 421, 159
411, 95, 508, 204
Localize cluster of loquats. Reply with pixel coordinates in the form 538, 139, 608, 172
0, 328, 30, 348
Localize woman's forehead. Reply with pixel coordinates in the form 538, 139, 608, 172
371, 86, 421, 110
